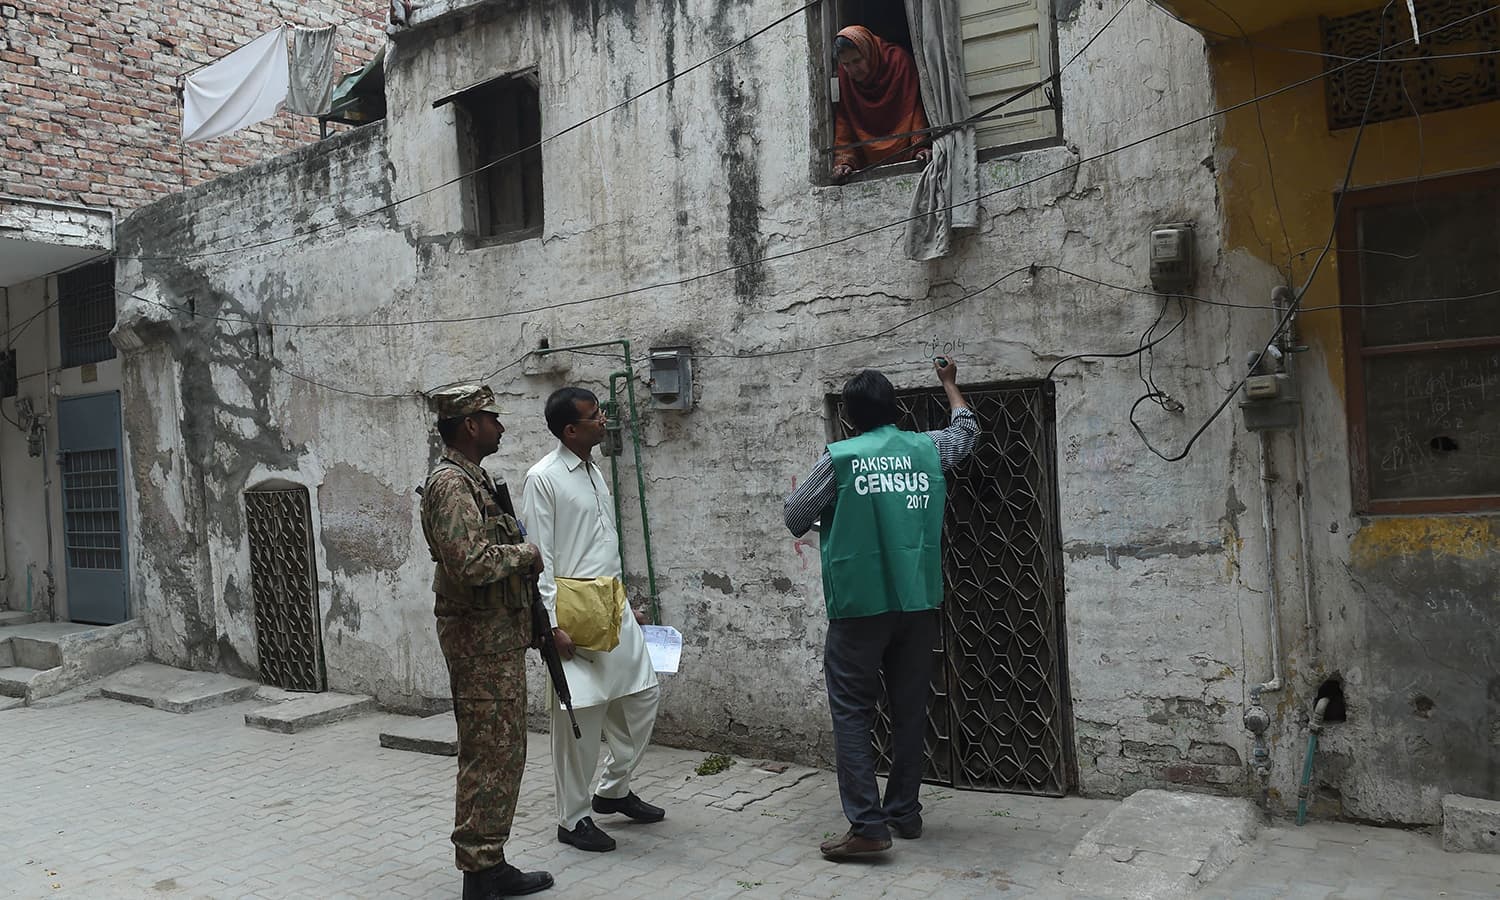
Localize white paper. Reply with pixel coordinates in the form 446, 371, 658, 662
641, 625, 682, 674
183, 27, 290, 143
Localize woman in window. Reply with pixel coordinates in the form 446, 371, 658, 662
831, 25, 931, 180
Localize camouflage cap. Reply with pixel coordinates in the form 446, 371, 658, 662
428, 383, 506, 420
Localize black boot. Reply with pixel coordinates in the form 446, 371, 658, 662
463, 863, 554, 900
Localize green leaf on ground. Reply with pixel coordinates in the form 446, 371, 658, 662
696, 753, 735, 776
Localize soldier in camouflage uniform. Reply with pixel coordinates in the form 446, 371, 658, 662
420, 384, 555, 900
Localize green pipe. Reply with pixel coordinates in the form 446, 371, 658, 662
1296, 732, 1317, 826
535, 340, 661, 625
606, 372, 629, 587
1297, 697, 1330, 826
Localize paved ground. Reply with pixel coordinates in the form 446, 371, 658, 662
3, 697, 1499, 899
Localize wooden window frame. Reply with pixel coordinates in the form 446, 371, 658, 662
439, 69, 544, 246
806, 1, 1062, 188
1339, 167, 1500, 515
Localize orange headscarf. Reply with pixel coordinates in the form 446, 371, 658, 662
833, 26, 929, 170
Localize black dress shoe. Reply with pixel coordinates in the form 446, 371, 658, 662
463, 864, 554, 900
491, 864, 555, 896
592, 791, 666, 823
558, 816, 617, 852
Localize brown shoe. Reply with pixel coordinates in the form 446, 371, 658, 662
819, 829, 892, 859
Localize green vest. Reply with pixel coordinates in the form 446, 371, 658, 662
820, 425, 946, 619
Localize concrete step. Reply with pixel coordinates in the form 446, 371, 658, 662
98, 662, 258, 714
0, 620, 146, 703
1444, 793, 1500, 853
1059, 789, 1262, 899
0, 696, 24, 711
0, 610, 38, 627
379, 712, 458, 756
244, 691, 375, 734
0, 666, 49, 698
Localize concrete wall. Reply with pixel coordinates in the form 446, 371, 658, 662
1202, 14, 1500, 824
116, 0, 1346, 812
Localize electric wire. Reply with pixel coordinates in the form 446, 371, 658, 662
127, 1, 821, 262
1126, 1, 1397, 463
112, 0, 1497, 340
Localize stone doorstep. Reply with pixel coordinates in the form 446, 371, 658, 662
378, 712, 458, 756
97, 662, 259, 714
0, 666, 49, 698
1059, 789, 1262, 900
1443, 794, 1500, 854
244, 692, 376, 734
0, 610, 38, 627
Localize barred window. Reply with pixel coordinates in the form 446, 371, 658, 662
58, 261, 117, 368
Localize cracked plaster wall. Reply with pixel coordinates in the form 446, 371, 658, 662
112, 0, 1327, 809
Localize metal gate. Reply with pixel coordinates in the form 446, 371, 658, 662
832, 382, 1074, 795
57, 393, 129, 625
245, 488, 326, 692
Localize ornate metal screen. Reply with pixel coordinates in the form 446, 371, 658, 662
1322, 0, 1500, 130
832, 383, 1073, 795
245, 489, 326, 692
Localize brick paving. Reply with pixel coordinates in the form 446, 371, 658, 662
3, 697, 1500, 898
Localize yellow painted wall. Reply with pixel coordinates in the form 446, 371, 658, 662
1207, 17, 1500, 394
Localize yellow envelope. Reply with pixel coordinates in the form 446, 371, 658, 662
555, 576, 626, 652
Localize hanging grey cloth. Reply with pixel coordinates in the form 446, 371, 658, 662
903, 0, 979, 261
287, 25, 337, 116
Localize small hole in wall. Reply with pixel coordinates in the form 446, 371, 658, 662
539, 337, 550, 350
1317, 678, 1347, 722
1412, 694, 1435, 718
1430, 435, 1459, 452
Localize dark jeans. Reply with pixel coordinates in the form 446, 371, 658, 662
824, 609, 939, 840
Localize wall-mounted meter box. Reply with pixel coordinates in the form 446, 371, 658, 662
648, 347, 693, 411
1149, 222, 1195, 293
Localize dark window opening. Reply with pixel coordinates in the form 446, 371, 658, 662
0, 350, 15, 399
450, 71, 543, 243
1338, 168, 1500, 514
58, 260, 117, 368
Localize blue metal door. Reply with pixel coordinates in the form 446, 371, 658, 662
56, 393, 129, 625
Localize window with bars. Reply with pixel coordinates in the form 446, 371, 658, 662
1338, 169, 1500, 514
58, 261, 117, 368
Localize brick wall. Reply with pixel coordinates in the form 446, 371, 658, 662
0, 0, 384, 212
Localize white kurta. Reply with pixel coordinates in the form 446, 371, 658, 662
520, 445, 657, 709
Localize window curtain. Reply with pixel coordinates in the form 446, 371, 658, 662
903, 0, 979, 261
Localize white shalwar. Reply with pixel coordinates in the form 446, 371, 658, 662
521, 444, 659, 829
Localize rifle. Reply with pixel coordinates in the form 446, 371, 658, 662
532, 583, 582, 739
488, 477, 582, 740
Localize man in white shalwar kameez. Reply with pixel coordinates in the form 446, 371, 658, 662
520, 386, 663, 853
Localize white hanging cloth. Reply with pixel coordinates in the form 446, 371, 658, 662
287, 25, 337, 116
182, 26, 290, 143
903, 0, 979, 261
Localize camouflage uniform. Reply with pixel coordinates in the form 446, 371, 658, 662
419, 385, 538, 873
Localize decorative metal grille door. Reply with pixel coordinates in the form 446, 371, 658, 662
832, 383, 1073, 795
245, 489, 326, 691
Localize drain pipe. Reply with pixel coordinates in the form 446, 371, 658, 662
1244, 428, 1285, 798
1273, 285, 1319, 656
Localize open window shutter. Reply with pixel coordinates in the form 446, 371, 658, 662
960, 0, 1056, 149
